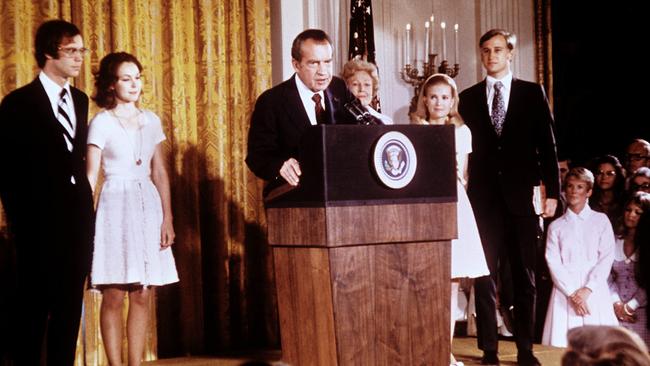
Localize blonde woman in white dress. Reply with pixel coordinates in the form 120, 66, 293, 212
86, 52, 178, 366
413, 74, 490, 366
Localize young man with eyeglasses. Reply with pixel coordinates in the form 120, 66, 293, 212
0, 20, 94, 365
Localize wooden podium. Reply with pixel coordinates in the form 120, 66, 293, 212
266, 125, 457, 365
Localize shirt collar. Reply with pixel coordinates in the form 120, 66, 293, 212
614, 239, 639, 262
486, 72, 513, 92
567, 204, 592, 221
39, 71, 71, 103
294, 74, 324, 101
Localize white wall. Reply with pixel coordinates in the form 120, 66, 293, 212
271, 0, 535, 124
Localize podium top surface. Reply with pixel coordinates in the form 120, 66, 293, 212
265, 124, 457, 208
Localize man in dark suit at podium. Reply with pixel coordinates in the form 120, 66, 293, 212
246, 29, 355, 191
458, 29, 560, 366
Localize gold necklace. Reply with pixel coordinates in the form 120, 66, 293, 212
111, 109, 143, 166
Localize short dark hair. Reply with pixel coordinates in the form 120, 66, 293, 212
291, 29, 332, 62
34, 20, 81, 68
92, 52, 143, 109
479, 29, 517, 50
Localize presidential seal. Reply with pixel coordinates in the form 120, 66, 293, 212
373, 131, 417, 189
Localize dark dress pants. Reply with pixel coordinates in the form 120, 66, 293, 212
473, 196, 541, 353
11, 234, 87, 366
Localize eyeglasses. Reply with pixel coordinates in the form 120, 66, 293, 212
596, 170, 616, 177
57, 47, 90, 58
632, 182, 650, 191
627, 153, 649, 162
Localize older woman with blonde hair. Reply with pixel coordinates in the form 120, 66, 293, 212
341, 57, 393, 124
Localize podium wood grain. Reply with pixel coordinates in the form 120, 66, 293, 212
273, 242, 450, 366
270, 203, 453, 365
266, 126, 457, 365
267, 202, 456, 246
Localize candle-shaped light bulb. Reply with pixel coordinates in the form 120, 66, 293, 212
424, 21, 430, 59
441, 22, 447, 61
405, 23, 411, 66
430, 14, 435, 54
454, 24, 459, 64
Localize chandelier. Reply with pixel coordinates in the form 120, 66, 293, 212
401, 17, 460, 114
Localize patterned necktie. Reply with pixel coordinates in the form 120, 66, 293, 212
491, 81, 506, 136
58, 88, 75, 151
312, 93, 326, 125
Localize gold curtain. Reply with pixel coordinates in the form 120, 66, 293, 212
0, 0, 276, 364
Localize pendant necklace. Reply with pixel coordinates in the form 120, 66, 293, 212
111, 109, 143, 166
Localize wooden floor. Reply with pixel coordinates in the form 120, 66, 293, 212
143, 336, 565, 365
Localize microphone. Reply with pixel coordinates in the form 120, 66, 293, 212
344, 98, 383, 125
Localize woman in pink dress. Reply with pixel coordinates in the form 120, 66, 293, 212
542, 167, 618, 347
609, 192, 650, 347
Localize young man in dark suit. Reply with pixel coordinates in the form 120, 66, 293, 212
0, 20, 94, 365
246, 29, 355, 190
458, 29, 560, 366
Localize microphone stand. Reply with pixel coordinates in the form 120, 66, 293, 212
344, 98, 383, 125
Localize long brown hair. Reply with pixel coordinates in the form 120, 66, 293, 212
92, 52, 143, 110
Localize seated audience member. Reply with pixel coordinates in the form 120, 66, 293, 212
561, 325, 650, 366
635, 210, 650, 332
341, 57, 393, 124
589, 155, 626, 227
629, 167, 650, 194
542, 167, 618, 347
625, 139, 650, 175
609, 192, 650, 348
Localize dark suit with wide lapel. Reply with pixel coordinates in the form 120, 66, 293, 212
0, 77, 94, 365
246, 75, 355, 185
459, 77, 560, 354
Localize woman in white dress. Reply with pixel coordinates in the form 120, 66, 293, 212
86, 52, 178, 366
412, 73, 490, 366
542, 167, 618, 347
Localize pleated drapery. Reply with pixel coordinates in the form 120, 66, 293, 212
0, 1, 277, 364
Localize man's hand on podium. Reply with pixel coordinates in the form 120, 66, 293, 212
280, 158, 301, 186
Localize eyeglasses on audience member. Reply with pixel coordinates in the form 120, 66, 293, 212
631, 182, 650, 192
627, 153, 649, 162
596, 170, 616, 177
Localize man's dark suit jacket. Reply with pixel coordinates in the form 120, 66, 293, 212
458, 78, 560, 216
0, 77, 94, 363
0, 78, 94, 264
246, 75, 355, 183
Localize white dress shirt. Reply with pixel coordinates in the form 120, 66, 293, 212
485, 72, 513, 115
39, 71, 77, 132
295, 75, 325, 126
